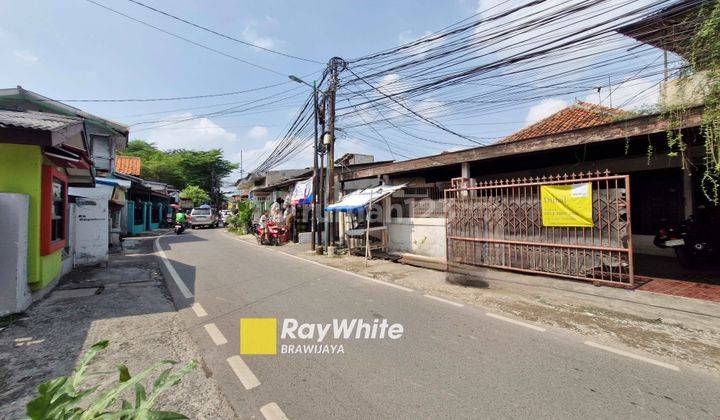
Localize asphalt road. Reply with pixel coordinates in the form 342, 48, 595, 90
157, 228, 720, 419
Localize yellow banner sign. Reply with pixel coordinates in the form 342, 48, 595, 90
540, 183, 593, 227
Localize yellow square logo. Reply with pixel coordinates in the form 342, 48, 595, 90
240, 318, 277, 355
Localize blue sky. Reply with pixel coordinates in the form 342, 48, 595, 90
1, 0, 669, 182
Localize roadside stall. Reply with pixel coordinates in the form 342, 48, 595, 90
326, 184, 405, 258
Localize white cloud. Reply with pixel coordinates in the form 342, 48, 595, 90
398, 30, 415, 44
525, 98, 567, 125
13, 50, 38, 63
232, 138, 311, 178
241, 17, 283, 51
140, 113, 237, 151
414, 99, 448, 120
241, 27, 277, 50
397, 29, 438, 58
232, 136, 381, 181
476, 0, 493, 14
379, 73, 402, 94
247, 125, 269, 140
585, 78, 660, 110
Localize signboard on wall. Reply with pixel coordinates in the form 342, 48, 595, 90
540, 183, 593, 227
291, 177, 313, 205
111, 187, 125, 205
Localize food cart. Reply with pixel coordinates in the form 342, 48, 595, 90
326, 184, 405, 259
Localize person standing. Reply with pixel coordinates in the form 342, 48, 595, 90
284, 204, 296, 243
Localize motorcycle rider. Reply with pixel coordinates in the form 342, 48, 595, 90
175, 210, 187, 226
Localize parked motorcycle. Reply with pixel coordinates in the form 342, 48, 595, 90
253, 221, 288, 246
654, 211, 719, 268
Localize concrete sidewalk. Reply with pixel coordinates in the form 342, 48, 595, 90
230, 232, 720, 374
0, 236, 236, 419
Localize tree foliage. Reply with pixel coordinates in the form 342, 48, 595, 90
227, 201, 254, 234
179, 185, 210, 207
121, 140, 238, 203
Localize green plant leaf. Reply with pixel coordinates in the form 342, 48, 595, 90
81, 360, 176, 419
72, 340, 109, 389
26, 376, 70, 419
118, 364, 131, 383
152, 367, 173, 391
141, 361, 198, 410
135, 383, 147, 409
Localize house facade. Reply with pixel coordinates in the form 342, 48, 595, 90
0, 88, 130, 314
0, 115, 87, 313
339, 103, 708, 285
114, 156, 174, 235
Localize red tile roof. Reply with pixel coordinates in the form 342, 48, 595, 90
500, 101, 629, 144
115, 155, 142, 176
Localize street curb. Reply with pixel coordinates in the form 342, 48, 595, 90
220, 231, 414, 292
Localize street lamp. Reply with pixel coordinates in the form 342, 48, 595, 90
289, 75, 321, 251
288, 75, 312, 87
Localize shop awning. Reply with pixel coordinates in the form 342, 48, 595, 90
96, 177, 131, 189
325, 184, 406, 212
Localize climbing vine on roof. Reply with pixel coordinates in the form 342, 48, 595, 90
669, 1, 720, 203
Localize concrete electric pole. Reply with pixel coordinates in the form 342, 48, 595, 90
323, 57, 346, 253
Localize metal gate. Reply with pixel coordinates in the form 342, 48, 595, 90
445, 171, 634, 286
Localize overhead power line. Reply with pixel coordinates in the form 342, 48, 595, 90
250, 0, 697, 173
85, 0, 287, 76
125, 0, 324, 64
31, 82, 291, 103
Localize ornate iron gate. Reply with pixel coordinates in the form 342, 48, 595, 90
445, 171, 634, 286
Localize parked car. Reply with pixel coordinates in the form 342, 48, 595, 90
219, 210, 232, 226
189, 206, 219, 228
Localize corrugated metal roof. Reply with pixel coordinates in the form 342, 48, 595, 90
0, 109, 82, 132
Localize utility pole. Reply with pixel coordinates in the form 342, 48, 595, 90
323, 57, 346, 252
239, 150, 244, 179
311, 80, 319, 251
317, 95, 326, 254
289, 74, 323, 251
210, 168, 216, 207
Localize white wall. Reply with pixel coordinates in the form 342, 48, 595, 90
387, 218, 666, 260
0, 193, 31, 315
73, 197, 109, 267
387, 217, 446, 260
62, 203, 77, 276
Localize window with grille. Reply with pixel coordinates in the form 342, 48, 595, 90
51, 179, 65, 242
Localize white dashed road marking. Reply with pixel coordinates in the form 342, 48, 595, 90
260, 402, 289, 420
154, 235, 194, 299
585, 341, 680, 371
227, 356, 261, 390
204, 323, 228, 346
423, 294, 464, 307
191, 302, 208, 317
486, 313, 546, 332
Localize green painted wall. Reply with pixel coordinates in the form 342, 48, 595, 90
0, 144, 62, 290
